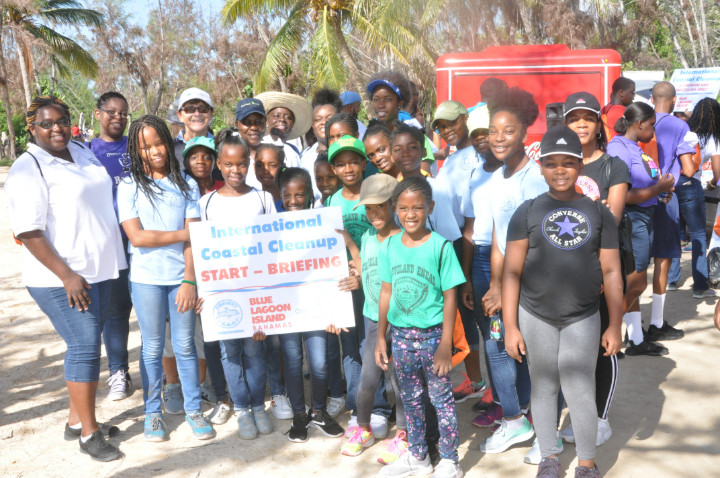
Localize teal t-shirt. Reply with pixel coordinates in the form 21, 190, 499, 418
325, 188, 372, 248
360, 228, 384, 321
378, 231, 465, 328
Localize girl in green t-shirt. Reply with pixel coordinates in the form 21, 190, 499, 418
375, 177, 466, 478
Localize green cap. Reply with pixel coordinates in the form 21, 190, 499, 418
431, 100, 468, 130
183, 136, 216, 159
328, 135, 366, 163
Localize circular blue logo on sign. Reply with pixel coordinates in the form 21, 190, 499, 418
213, 299, 243, 329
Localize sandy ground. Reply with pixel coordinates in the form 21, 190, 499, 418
1, 165, 719, 478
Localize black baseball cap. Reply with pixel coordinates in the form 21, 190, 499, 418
235, 98, 266, 121
563, 92, 601, 117
540, 126, 582, 159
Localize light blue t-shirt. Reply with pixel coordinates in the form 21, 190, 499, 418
434, 145, 482, 229
117, 175, 200, 284
462, 161, 501, 246
489, 159, 548, 255
427, 177, 462, 242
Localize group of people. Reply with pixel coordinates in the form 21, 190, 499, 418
5, 69, 719, 478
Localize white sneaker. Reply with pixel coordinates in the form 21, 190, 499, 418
379, 450, 433, 477
561, 418, 612, 447
106, 370, 132, 401
327, 396, 346, 418
270, 395, 293, 419
523, 433, 563, 465
208, 402, 232, 425
479, 416, 534, 454
347, 415, 358, 428
431, 458, 464, 477
370, 413, 389, 439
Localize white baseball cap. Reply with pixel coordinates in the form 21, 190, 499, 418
178, 87, 213, 109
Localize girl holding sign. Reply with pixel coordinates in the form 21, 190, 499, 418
198, 129, 277, 440
117, 115, 215, 442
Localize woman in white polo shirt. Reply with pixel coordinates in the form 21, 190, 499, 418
5, 96, 126, 462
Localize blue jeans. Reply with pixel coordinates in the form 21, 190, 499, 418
104, 259, 132, 375
279, 331, 327, 412
264, 335, 285, 396
130, 282, 201, 415
28, 280, 112, 382
669, 176, 708, 290
327, 333, 344, 398
472, 246, 531, 417
220, 337, 267, 409
203, 339, 228, 401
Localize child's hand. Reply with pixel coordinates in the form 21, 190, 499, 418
460, 282, 474, 310
482, 286, 502, 317
432, 345, 452, 377
338, 275, 361, 291
504, 327, 526, 362
252, 330, 267, 341
375, 337, 389, 371
601, 324, 622, 356
195, 297, 205, 314
176, 281, 197, 313
326, 324, 349, 335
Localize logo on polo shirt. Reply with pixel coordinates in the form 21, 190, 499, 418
542, 208, 591, 250
213, 299, 244, 329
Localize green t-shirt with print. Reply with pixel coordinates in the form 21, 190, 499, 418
378, 231, 465, 329
325, 187, 372, 248
360, 227, 383, 321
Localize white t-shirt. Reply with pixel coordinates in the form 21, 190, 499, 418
199, 188, 276, 221
489, 159, 549, 255
462, 162, 502, 246
434, 145, 482, 229
697, 134, 720, 185
5, 142, 126, 287
300, 142, 322, 201
357, 119, 367, 140
262, 135, 301, 168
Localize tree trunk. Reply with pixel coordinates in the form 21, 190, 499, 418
678, 3, 698, 67
15, 36, 32, 109
663, 17, 690, 68
0, 12, 17, 159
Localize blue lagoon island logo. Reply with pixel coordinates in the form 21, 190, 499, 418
213, 299, 244, 329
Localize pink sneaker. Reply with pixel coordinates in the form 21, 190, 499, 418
377, 431, 409, 465
472, 402, 503, 428
341, 426, 374, 456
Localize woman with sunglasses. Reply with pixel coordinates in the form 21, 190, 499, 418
5, 96, 126, 461
173, 88, 215, 170
606, 102, 675, 357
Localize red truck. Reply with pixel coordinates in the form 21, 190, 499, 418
436, 45, 622, 160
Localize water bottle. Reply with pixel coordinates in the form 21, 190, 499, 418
489, 314, 503, 341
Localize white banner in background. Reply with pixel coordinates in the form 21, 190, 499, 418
669, 68, 720, 112
190, 207, 355, 341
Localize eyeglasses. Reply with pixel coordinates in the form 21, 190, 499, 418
240, 118, 265, 128
31, 118, 71, 129
434, 116, 464, 135
99, 109, 129, 119
180, 105, 212, 114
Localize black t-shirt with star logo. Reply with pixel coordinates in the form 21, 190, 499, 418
507, 193, 619, 325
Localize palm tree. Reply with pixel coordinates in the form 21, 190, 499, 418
222, 0, 440, 94
2, 0, 103, 109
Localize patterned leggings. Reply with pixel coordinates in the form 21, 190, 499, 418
392, 325, 459, 462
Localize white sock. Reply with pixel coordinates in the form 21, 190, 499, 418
80, 433, 93, 443
624, 311, 644, 344
505, 417, 526, 430
651, 294, 665, 328
69, 422, 82, 430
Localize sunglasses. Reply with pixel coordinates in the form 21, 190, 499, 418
240, 118, 265, 128
433, 116, 464, 135
180, 105, 212, 114
31, 118, 71, 129
99, 109, 130, 119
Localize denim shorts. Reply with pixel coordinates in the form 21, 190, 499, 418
626, 205, 655, 273
651, 196, 681, 259
27, 280, 112, 382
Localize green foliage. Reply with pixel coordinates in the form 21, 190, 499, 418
0, 103, 29, 153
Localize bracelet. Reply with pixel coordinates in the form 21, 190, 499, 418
181, 279, 197, 286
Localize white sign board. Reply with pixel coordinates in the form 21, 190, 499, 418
669, 68, 720, 112
190, 208, 355, 341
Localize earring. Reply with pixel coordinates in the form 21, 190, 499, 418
596, 132, 602, 140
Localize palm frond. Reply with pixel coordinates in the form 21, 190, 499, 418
38, 7, 104, 28
309, 6, 344, 89
50, 55, 72, 78
254, 1, 307, 92
419, 0, 446, 28
24, 23, 98, 76
350, 10, 413, 66
222, 0, 297, 25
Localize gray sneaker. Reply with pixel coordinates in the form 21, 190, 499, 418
252, 405, 273, 435
537, 457, 560, 478
236, 408, 258, 440
379, 450, 433, 477
574, 465, 600, 478
208, 402, 232, 425
162, 383, 184, 414
431, 458, 464, 477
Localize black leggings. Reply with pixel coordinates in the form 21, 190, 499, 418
596, 294, 619, 419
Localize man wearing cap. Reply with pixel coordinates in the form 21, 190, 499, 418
255, 92, 313, 169
340, 91, 367, 139
234, 97, 268, 190
173, 87, 215, 170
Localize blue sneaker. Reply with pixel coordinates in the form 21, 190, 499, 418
185, 412, 216, 440
144, 413, 167, 442
162, 383, 184, 415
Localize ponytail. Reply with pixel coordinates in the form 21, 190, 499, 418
614, 116, 629, 136
614, 102, 654, 136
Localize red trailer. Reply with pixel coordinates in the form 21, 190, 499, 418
436, 45, 622, 160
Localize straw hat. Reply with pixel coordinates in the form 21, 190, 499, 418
255, 92, 312, 141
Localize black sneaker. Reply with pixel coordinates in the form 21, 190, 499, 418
646, 323, 685, 341
625, 340, 669, 356
78, 430, 122, 462
287, 411, 310, 443
309, 409, 344, 437
64, 422, 119, 441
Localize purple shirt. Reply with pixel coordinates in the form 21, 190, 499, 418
654, 112, 695, 184
89, 137, 129, 235
607, 135, 659, 208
